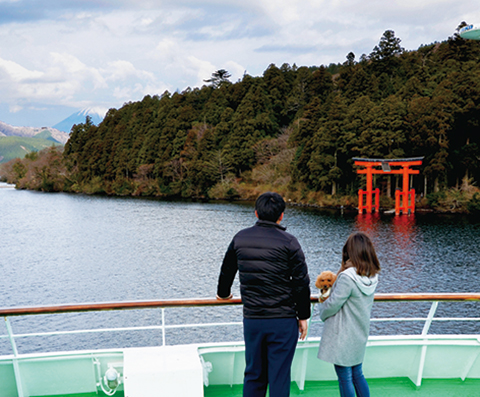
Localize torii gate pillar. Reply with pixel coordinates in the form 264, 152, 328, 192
354, 158, 423, 215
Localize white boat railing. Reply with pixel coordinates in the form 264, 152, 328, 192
1, 293, 480, 357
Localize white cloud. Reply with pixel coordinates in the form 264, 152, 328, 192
224, 61, 245, 81
0, 58, 43, 82
49, 52, 107, 89
154, 38, 179, 63
113, 86, 134, 100
0, 0, 480, 126
255, 0, 301, 24
105, 60, 155, 82
186, 55, 216, 87
9, 104, 22, 113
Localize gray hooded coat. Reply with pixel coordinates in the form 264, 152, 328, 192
317, 267, 378, 366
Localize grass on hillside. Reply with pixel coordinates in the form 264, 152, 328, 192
0, 136, 62, 163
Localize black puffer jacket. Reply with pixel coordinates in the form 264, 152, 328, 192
217, 220, 311, 319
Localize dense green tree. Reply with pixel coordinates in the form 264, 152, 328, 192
306, 95, 348, 194
369, 30, 404, 77
370, 30, 404, 61
3, 30, 476, 202
204, 69, 232, 88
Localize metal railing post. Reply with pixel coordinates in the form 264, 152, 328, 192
416, 301, 439, 387
5, 317, 18, 356
5, 317, 25, 397
422, 301, 438, 336
297, 347, 309, 391
161, 308, 166, 346
305, 303, 316, 340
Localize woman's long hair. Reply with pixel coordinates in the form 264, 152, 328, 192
342, 232, 380, 277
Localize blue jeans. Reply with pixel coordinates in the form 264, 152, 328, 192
243, 317, 298, 397
334, 364, 370, 397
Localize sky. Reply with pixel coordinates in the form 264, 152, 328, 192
0, 0, 479, 128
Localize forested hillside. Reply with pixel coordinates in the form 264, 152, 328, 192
3, 30, 480, 212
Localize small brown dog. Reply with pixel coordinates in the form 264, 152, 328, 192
315, 271, 337, 302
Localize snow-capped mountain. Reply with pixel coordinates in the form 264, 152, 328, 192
53, 108, 106, 133
0, 121, 69, 144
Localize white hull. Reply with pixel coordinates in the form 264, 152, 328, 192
1, 294, 479, 396
1, 334, 480, 396
460, 25, 480, 40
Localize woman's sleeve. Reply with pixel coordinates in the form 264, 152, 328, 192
319, 274, 353, 321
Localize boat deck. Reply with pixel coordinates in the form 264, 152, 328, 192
205, 378, 480, 396
2, 295, 480, 397
31, 378, 480, 397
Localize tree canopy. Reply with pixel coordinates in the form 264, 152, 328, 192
3, 29, 480, 211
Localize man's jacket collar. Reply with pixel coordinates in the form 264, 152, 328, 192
255, 219, 286, 231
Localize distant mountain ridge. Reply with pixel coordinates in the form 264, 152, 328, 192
0, 108, 105, 163
0, 107, 106, 163
0, 121, 69, 163
53, 108, 105, 133
0, 121, 69, 144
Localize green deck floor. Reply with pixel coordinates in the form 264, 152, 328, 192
32, 393, 125, 397
205, 378, 480, 397
29, 378, 480, 397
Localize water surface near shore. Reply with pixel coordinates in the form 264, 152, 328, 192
1, 184, 479, 353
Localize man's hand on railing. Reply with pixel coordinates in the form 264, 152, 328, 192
216, 294, 233, 300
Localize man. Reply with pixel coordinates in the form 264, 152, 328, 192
217, 192, 311, 397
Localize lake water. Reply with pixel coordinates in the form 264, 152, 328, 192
1, 183, 479, 354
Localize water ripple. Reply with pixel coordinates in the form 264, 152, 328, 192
1, 188, 479, 353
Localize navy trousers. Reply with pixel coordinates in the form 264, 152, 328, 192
243, 317, 299, 397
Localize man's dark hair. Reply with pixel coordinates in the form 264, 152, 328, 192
255, 192, 285, 222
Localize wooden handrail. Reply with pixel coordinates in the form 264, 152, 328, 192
0, 298, 242, 317
372, 293, 480, 302
0, 293, 479, 317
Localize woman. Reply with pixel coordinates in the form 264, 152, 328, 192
318, 232, 380, 397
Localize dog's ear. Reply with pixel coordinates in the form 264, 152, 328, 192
331, 273, 337, 285
315, 275, 323, 289
322, 271, 336, 287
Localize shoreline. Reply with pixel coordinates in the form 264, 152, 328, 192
2, 181, 477, 215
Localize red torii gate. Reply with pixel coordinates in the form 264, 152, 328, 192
353, 157, 423, 215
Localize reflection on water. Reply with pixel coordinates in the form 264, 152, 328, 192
351, 212, 422, 293
0, 186, 479, 353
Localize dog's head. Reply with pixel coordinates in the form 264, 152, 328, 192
315, 271, 337, 293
